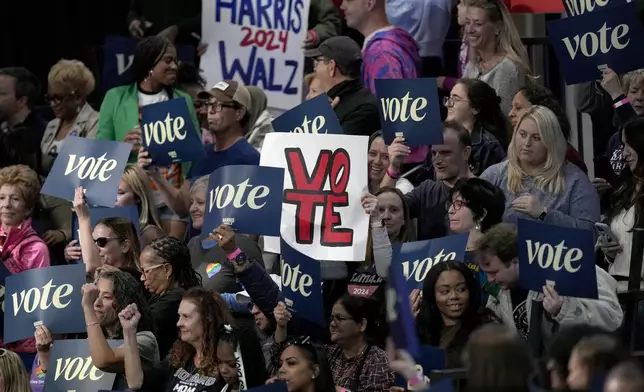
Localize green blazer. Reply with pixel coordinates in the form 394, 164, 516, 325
96, 83, 201, 176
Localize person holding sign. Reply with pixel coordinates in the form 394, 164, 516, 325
97, 36, 200, 239
73, 187, 142, 279
119, 288, 232, 391
368, 132, 414, 194
444, 79, 508, 175
475, 224, 622, 352
0, 165, 50, 355
304, 37, 381, 137
480, 106, 600, 231
462, 0, 532, 114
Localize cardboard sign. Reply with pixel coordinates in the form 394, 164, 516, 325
201, 165, 284, 247
140, 97, 205, 166
271, 94, 344, 134
44, 339, 121, 392
387, 255, 420, 358
41, 137, 131, 208
392, 234, 469, 293
517, 219, 598, 299
200, 0, 311, 110
374, 78, 443, 147
102, 35, 194, 92
245, 381, 289, 392
562, 0, 638, 16
547, 2, 644, 84
4, 264, 87, 343
509, 0, 565, 12
260, 133, 369, 261
395, 346, 445, 390
280, 238, 325, 327
71, 205, 141, 264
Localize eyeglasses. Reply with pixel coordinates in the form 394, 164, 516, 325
141, 263, 167, 276
443, 96, 467, 108
94, 237, 120, 247
329, 314, 352, 324
45, 92, 75, 106
446, 199, 469, 212
206, 100, 237, 113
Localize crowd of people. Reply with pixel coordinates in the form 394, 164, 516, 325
0, 0, 644, 391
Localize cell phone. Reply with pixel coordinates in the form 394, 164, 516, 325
595, 222, 619, 245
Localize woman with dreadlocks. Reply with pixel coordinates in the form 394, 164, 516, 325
139, 236, 202, 358
96, 36, 200, 239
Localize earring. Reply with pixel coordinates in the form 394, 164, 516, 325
475, 221, 481, 231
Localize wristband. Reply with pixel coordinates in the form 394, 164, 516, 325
386, 168, 400, 179
227, 248, 243, 261
408, 374, 424, 387
613, 97, 630, 109
87, 321, 100, 328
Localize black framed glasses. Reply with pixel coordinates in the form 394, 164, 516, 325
443, 96, 467, 108
94, 237, 120, 248
206, 100, 237, 113
446, 199, 469, 212
45, 91, 76, 106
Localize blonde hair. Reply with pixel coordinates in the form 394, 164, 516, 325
304, 73, 316, 86
622, 69, 644, 95
0, 349, 31, 392
464, 0, 533, 79
507, 105, 567, 195
0, 165, 41, 211
48, 59, 95, 98
121, 164, 163, 230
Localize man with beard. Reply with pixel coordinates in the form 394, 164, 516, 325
381, 120, 474, 240
0, 67, 47, 175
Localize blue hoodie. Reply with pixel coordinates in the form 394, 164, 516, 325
362, 26, 421, 94
386, 0, 453, 58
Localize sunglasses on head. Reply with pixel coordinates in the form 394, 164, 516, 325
94, 237, 120, 247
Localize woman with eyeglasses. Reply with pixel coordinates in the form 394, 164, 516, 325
275, 336, 335, 392
0, 348, 31, 392
139, 236, 202, 358
97, 36, 200, 239
119, 288, 233, 391
41, 59, 98, 177
273, 295, 395, 392
72, 186, 142, 279
216, 324, 268, 391
444, 79, 508, 176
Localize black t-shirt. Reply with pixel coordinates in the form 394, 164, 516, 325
165, 361, 219, 392
510, 287, 529, 340
347, 266, 386, 302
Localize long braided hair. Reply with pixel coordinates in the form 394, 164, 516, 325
144, 236, 202, 289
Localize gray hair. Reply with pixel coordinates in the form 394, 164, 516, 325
190, 175, 209, 196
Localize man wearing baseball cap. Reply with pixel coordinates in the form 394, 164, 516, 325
188, 80, 261, 179
305, 36, 380, 137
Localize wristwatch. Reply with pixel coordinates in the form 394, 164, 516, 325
227, 248, 248, 265
538, 207, 548, 221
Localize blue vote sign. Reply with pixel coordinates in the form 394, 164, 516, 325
547, 2, 644, 84
271, 94, 344, 134
41, 137, 131, 208
387, 254, 421, 358
563, 0, 638, 16
280, 238, 325, 327
102, 35, 194, 92
374, 78, 443, 147
4, 264, 87, 343
201, 165, 284, 248
0, 263, 12, 339
140, 97, 205, 167
71, 205, 141, 264
245, 381, 289, 392
44, 339, 121, 392
517, 219, 598, 299
392, 234, 469, 293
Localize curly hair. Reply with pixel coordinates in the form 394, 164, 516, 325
94, 268, 154, 339
170, 288, 233, 375
144, 236, 202, 289
48, 59, 95, 98
0, 164, 41, 212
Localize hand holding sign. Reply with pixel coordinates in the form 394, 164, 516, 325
35, 324, 53, 355
542, 285, 564, 317
389, 137, 411, 172
274, 301, 292, 328
123, 127, 142, 151
600, 67, 624, 99
361, 193, 381, 223
409, 289, 422, 319
137, 148, 159, 176
118, 303, 141, 333
72, 187, 90, 221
